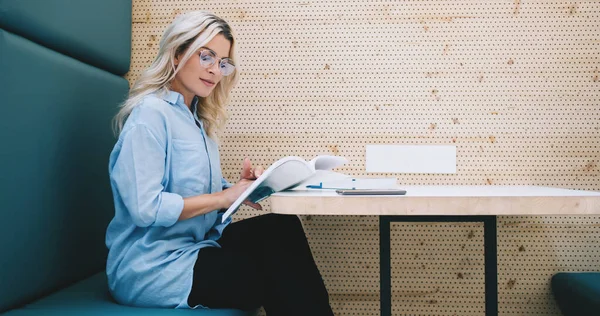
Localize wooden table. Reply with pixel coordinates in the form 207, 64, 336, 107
270, 185, 600, 316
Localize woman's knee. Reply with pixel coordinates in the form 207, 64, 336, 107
266, 214, 310, 246
267, 214, 304, 232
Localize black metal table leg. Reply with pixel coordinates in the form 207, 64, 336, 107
379, 215, 498, 316
483, 216, 498, 316
379, 216, 391, 316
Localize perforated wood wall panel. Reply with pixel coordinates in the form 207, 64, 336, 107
391, 222, 485, 315
129, 0, 600, 315
498, 216, 600, 315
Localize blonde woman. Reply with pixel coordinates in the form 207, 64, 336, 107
106, 11, 333, 315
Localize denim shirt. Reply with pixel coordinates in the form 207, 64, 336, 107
105, 90, 233, 308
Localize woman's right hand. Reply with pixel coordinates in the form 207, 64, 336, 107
220, 179, 262, 210
182, 178, 259, 221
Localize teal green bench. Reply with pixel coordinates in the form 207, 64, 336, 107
3, 274, 253, 316
0, 1, 254, 315
552, 272, 600, 316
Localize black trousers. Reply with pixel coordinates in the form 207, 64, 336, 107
187, 213, 334, 316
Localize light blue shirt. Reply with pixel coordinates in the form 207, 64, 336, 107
105, 90, 233, 308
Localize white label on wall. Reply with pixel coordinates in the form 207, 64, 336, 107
366, 145, 457, 174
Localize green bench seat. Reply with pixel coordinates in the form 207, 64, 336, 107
0, 1, 256, 315
3, 273, 255, 316
552, 272, 600, 316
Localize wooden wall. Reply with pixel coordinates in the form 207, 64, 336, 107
128, 1, 600, 314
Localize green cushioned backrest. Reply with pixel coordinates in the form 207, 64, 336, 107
0, 29, 129, 312
0, 0, 131, 75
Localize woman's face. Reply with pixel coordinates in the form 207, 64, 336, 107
171, 33, 232, 104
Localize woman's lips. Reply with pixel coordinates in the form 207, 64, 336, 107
201, 78, 215, 87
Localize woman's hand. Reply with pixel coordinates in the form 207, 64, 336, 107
220, 157, 265, 211
241, 157, 263, 210
220, 179, 263, 210
220, 178, 253, 206
240, 157, 264, 180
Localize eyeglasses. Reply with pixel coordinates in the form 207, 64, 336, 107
199, 49, 235, 76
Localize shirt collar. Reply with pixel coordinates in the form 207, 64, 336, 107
192, 99, 204, 128
191, 96, 199, 111
160, 90, 200, 109
161, 90, 185, 106
160, 90, 202, 126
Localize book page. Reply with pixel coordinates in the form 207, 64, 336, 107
310, 155, 348, 170
289, 170, 351, 190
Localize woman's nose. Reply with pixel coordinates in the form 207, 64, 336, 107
207, 61, 220, 75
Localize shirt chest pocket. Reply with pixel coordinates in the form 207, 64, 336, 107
170, 139, 210, 194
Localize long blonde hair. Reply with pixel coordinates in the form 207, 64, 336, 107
114, 11, 239, 139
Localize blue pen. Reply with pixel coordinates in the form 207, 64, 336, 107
306, 179, 356, 190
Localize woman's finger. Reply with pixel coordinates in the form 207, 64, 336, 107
254, 166, 264, 177
240, 157, 253, 179
242, 200, 262, 210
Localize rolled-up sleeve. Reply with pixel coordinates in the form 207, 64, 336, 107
110, 124, 183, 227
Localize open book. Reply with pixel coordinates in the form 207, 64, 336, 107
220, 155, 348, 223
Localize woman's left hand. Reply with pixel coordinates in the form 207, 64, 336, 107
240, 157, 264, 180
240, 157, 264, 210
242, 199, 262, 210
